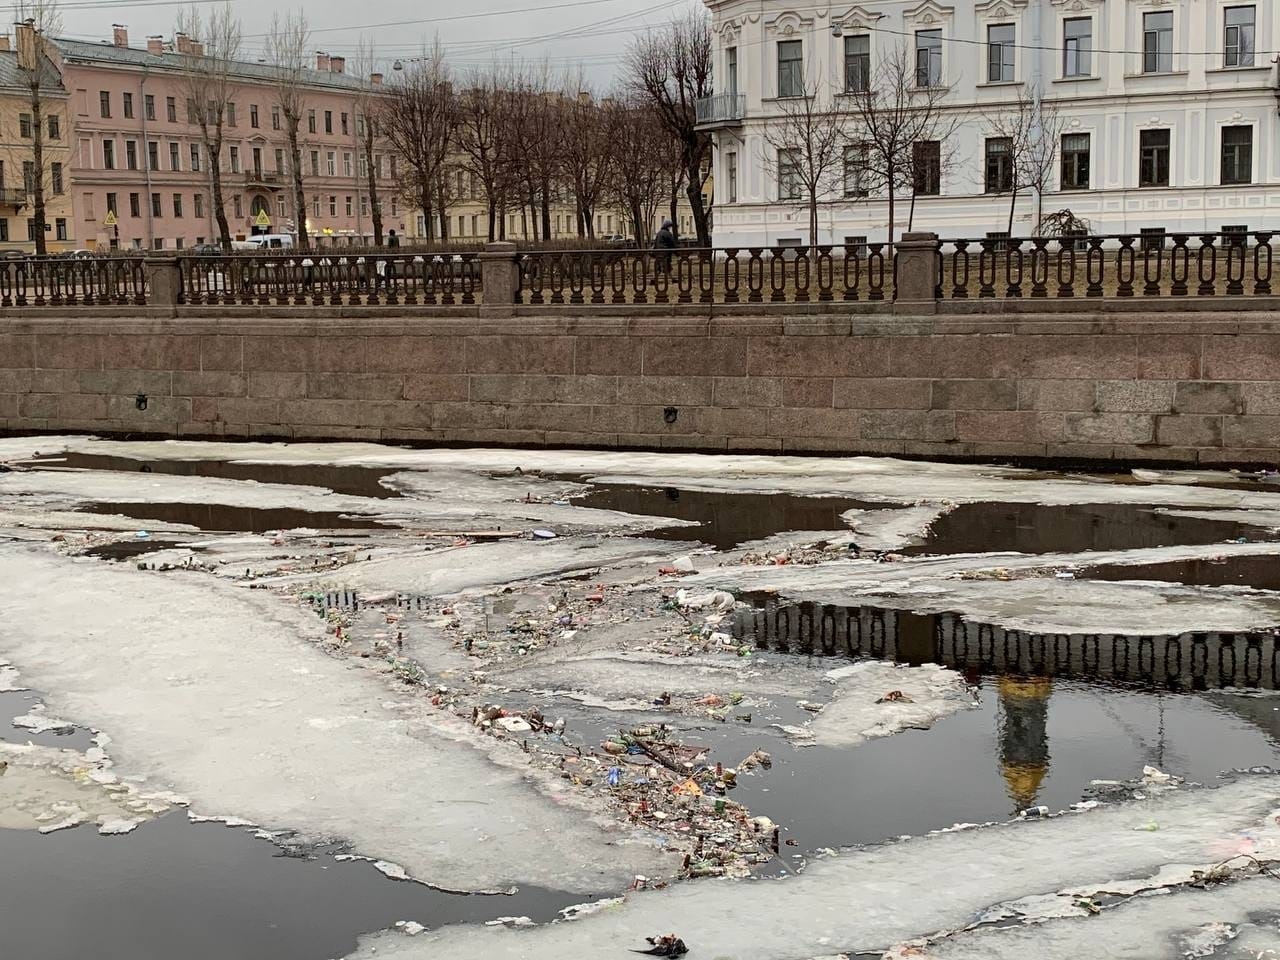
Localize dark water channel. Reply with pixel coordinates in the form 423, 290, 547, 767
77, 501, 390, 533
1077, 554, 1280, 592
31, 453, 402, 499
0, 815, 584, 960
573, 484, 880, 549
0, 690, 96, 751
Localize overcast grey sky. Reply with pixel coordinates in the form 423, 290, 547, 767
46, 0, 700, 85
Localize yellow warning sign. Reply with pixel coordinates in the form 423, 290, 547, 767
103, 210, 118, 227
254, 209, 272, 228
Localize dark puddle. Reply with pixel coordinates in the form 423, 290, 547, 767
82, 538, 185, 562
903, 502, 1274, 556
77, 502, 390, 534
0, 690, 96, 751
734, 597, 1280, 691
30, 452, 403, 499
0, 814, 586, 960
572, 484, 879, 550
1078, 554, 1280, 592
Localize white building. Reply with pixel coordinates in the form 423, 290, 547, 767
701, 0, 1280, 247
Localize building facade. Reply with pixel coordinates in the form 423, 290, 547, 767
702, 0, 1280, 247
47, 28, 402, 252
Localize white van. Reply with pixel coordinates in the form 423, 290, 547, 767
235, 234, 295, 251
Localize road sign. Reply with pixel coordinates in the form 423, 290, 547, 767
255, 209, 271, 228
103, 210, 118, 227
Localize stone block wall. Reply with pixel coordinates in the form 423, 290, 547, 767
1, 311, 1278, 465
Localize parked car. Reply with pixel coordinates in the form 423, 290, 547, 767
235, 234, 295, 251
61, 249, 97, 259
599, 234, 630, 248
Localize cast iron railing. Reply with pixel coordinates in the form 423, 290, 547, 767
0, 255, 147, 306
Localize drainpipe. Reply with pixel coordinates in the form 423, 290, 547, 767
139, 66, 155, 249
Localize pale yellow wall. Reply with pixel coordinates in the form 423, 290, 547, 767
0, 87, 75, 252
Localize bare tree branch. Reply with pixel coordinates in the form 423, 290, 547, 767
13, 0, 62, 254
350, 36, 386, 245
985, 84, 1066, 236
264, 8, 310, 247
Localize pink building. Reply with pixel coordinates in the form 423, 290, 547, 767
49, 27, 403, 251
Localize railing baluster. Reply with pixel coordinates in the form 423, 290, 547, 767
1142, 236, 1163, 296
866, 243, 885, 301
769, 247, 787, 303
1197, 234, 1217, 296
1005, 238, 1024, 298
978, 239, 996, 298
1254, 232, 1273, 295
723, 248, 740, 304
1226, 233, 1246, 296
1170, 234, 1190, 296
951, 240, 970, 299
793, 246, 811, 303
1086, 237, 1105, 297
842, 244, 861, 301
816, 245, 833, 302
1029, 238, 1048, 298
1116, 235, 1136, 297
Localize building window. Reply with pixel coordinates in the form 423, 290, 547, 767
1221, 125, 1253, 185
99, 91, 111, 117
391, 198, 397, 216
153, 238, 164, 250
233, 196, 242, 218
169, 142, 180, 171
1222, 224, 1249, 247
843, 144, 868, 198
913, 140, 941, 195
275, 148, 285, 173
1060, 133, 1090, 190
777, 40, 803, 98
312, 195, 320, 217
326, 151, 336, 176
985, 137, 1013, 193
726, 46, 738, 95
186, 99, 197, 123
190, 144, 201, 171
173, 193, 183, 217
103, 139, 115, 169
1063, 17, 1092, 77
360, 194, 368, 217
0, 220, 8, 242
308, 110, 316, 134
1225, 6, 1256, 67
21, 161, 33, 194
324, 110, 333, 134
271, 106, 281, 130
277, 194, 286, 217
777, 148, 800, 200
123, 92, 134, 119
341, 112, 348, 135
328, 195, 337, 216
229, 146, 240, 173
310, 150, 319, 177
1139, 128, 1171, 187
51, 162, 63, 194
345, 195, 353, 216
124, 140, 138, 170
986, 231, 1011, 252
105, 192, 118, 216
47, 114, 58, 139
227, 103, 236, 127
194, 193, 204, 218
144, 94, 155, 120
726, 151, 738, 203
343, 152, 352, 177
151, 192, 162, 217
915, 29, 943, 87
987, 24, 1015, 82
250, 104, 259, 128
147, 141, 159, 170
18, 113, 31, 138
26, 218, 35, 242
1140, 227, 1166, 252
55, 217, 66, 241
128, 193, 139, 217
1143, 11, 1173, 73
167, 96, 177, 122
844, 235, 868, 256
844, 35, 870, 93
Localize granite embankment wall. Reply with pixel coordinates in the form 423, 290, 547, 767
2, 310, 1279, 465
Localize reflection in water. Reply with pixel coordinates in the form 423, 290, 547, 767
997, 677, 1052, 812
1078, 554, 1280, 592
78, 502, 388, 533
904, 501, 1274, 556
735, 597, 1280, 691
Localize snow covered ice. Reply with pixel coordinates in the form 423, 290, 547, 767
3, 437, 1280, 958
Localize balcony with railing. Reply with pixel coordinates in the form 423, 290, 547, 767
694, 93, 746, 130
0, 187, 27, 207
244, 169, 282, 189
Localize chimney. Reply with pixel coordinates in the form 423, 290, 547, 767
0, 34, 11, 53
146, 35, 163, 54
329, 55, 345, 73
112, 24, 128, 48
15, 19, 36, 72
577, 90, 591, 106
190, 40, 203, 56
315, 51, 330, 72
175, 31, 191, 55
369, 72, 383, 86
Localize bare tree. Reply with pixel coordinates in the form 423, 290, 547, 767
845, 42, 962, 248
13, 0, 62, 255
985, 85, 1065, 235
626, 8, 713, 244
351, 36, 385, 245
264, 9, 309, 247
456, 67, 511, 242
604, 96, 677, 245
380, 47, 457, 241
760, 79, 848, 250
176, 2, 243, 249
559, 80, 612, 239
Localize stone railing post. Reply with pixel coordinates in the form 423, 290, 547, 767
143, 256, 182, 310
479, 241, 520, 317
894, 231, 940, 312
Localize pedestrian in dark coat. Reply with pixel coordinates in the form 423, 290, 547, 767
653, 219, 677, 273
